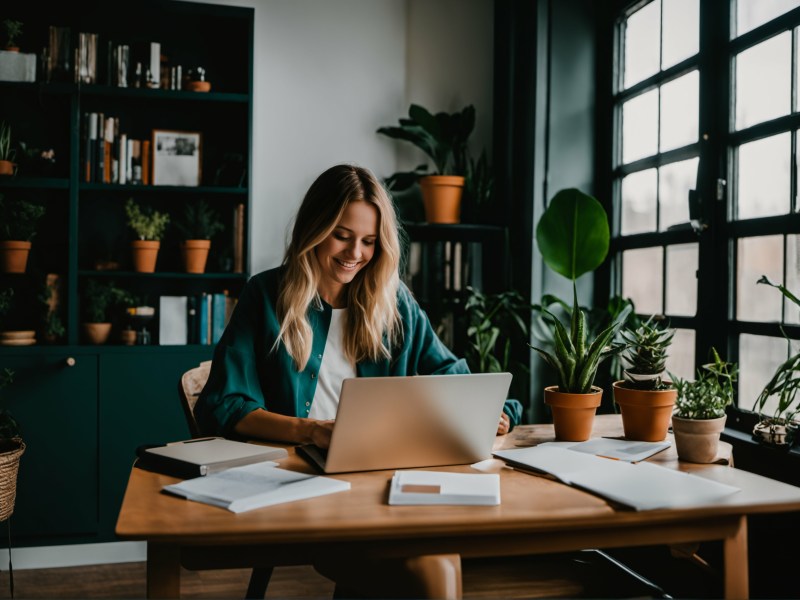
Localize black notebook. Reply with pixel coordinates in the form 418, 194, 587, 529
135, 437, 288, 479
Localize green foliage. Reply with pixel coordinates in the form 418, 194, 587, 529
0, 193, 45, 241
2, 19, 22, 48
0, 121, 13, 162
173, 199, 224, 240
620, 315, 675, 390
0, 287, 12, 330
82, 279, 136, 323
671, 348, 737, 420
124, 198, 169, 241
464, 286, 532, 375
0, 368, 21, 441
751, 276, 800, 423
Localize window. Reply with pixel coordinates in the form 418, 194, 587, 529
609, 0, 800, 425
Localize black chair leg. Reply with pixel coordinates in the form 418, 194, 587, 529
244, 567, 273, 599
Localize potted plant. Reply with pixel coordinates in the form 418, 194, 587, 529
0, 193, 45, 273
377, 103, 475, 224
0, 121, 16, 177
613, 316, 677, 441
531, 188, 631, 441
81, 279, 135, 345
124, 198, 169, 273
670, 348, 737, 463
173, 199, 224, 273
751, 276, 800, 448
0, 367, 25, 522
2, 19, 22, 52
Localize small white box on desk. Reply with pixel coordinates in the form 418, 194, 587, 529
389, 470, 500, 506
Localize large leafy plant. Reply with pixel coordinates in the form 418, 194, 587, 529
125, 198, 169, 241
0, 193, 45, 241
671, 348, 737, 419
531, 188, 631, 394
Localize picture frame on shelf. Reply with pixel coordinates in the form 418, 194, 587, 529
152, 129, 202, 186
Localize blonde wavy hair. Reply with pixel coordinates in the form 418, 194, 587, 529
276, 164, 402, 370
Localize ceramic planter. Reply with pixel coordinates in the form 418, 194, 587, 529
420, 175, 464, 224
131, 240, 160, 273
672, 414, 727, 463
83, 322, 112, 345
544, 385, 602, 441
181, 239, 211, 273
0, 240, 31, 273
752, 420, 797, 448
612, 380, 677, 441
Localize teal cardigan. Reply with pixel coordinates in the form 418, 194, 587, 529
195, 267, 522, 436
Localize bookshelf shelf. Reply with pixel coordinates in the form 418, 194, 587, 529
0, 177, 69, 190
79, 183, 247, 194
78, 270, 248, 280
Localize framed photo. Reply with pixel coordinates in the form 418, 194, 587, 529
152, 129, 202, 186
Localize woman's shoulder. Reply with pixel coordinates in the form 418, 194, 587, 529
240, 266, 285, 303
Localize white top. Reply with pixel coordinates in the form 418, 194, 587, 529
309, 309, 356, 420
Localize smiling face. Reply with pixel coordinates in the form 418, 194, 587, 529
315, 200, 379, 307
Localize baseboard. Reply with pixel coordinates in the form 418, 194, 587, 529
0, 541, 146, 570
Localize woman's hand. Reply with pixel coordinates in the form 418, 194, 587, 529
310, 419, 335, 449
496, 412, 510, 435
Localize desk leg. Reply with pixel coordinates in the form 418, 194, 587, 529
147, 543, 181, 599
723, 516, 749, 600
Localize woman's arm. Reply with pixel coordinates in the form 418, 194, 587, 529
234, 409, 334, 448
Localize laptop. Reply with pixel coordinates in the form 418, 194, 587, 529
297, 372, 512, 473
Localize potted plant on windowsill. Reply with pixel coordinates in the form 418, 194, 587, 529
0, 367, 24, 522
377, 103, 475, 224
0, 193, 45, 273
173, 199, 224, 274
531, 188, 631, 441
670, 348, 737, 463
613, 316, 677, 441
0, 121, 17, 177
124, 198, 169, 273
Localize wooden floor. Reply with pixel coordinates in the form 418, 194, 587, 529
0, 551, 689, 599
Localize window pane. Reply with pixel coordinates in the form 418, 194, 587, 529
622, 247, 663, 315
735, 33, 791, 130
621, 169, 657, 235
787, 234, 800, 324
737, 0, 800, 37
660, 71, 699, 152
739, 334, 788, 413
737, 133, 791, 219
737, 236, 784, 321
665, 328, 695, 382
622, 89, 658, 164
666, 243, 698, 316
624, 0, 660, 88
659, 158, 698, 231
662, 0, 699, 68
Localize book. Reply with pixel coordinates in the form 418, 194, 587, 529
162, 461, 350, 513
388, 470, 500, 506
211, 292, 227, 344
159, 296, 188, 345
197, 292, 211, 345
136, 437, 288, 479
493, 445, 740, 511
233, 203, 245, 273
553, 438, 671, 463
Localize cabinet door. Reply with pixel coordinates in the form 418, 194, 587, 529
99, 348, 212, 539
1, 351, 98, 541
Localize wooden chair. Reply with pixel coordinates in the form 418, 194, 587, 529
178, 361, 274, 599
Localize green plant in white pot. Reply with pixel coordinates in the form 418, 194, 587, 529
531, 188, 631, 441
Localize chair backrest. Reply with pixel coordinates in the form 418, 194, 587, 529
178, 360, 212, 439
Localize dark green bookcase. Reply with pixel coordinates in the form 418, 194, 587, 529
0, 0, 253, 546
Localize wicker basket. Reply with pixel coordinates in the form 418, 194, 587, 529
0, 439, 25, 522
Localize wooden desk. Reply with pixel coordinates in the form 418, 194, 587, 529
116, 415, 800, 599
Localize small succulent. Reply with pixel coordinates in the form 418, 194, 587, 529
2, 19, 22, 49
619, 316, 675, 390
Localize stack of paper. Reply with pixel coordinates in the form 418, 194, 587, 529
389, 470, 500, 506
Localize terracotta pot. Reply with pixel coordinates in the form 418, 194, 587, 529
544, 385, 602, 442
671, 414, 727, 463
613, 381, 677, 441
130, 240, 160, 273
83, 322, 112, 345
420, 175, 465, 224
0, 240, 31, 273
181, 239, 211, 273
0, 160, 15, 176
119, 329, 137, 346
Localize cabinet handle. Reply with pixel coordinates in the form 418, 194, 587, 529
65, 357, 76, 367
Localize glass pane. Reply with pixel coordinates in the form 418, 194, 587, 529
621, 169, 657, 235
624, 0, 660, 88
662, 0, 699, 68
737, 236, 784, 321
665, 328, 695, 382
737, 133, 791, 219
787, 234, 800, 324
622, 247, 663, 315
622, 89, 658, 164
737, 0, 800, 37
659, 158, 698, 230
666, 243, 698, 316
735, 33, 791, 130
739, 334, 788, 413
660, 71, 698, 153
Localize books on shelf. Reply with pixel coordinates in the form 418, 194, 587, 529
180, 291, 235, 346
389, 470, 500, 506
82, 112, 148, 185
162, 461, 350, 513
